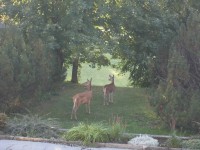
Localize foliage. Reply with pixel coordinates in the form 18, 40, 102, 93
149, 11, 200, 131
62, 123, 109, 145
108, 115, 126, 142
149, 49, 189, 130
165, 134, 182, 148
5, 113, 60, 139
1, 0, 111, 84
62, 121, 125, 145
0, 26, 60, 112
0, 113, 8, 129
97, 0, 181, 87
189, 92, 200, 130
182, 139, 200, 149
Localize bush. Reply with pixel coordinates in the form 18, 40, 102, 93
165, 135, 182, 148
0, 113, 8, 129
182, 139, 200, 149
108, 115, 126, 142
63, 123, 109, 145
5, 113, 60, 139
62, 121, 125, 145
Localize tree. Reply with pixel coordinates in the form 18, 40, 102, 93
0, 25, 59, 112
2, 0, 110, 84
96, 0, 199, 87
65, 0, 110, 83
149, 11, 200, 130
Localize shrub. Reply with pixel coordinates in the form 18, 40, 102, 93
182, 139, 200, 149
62, 121, 125, 145
5, 113, 60, 139
0, 113, 8, 129
63, 123, 109, 145
108, 115, 126, 142
165, 135, 182, 148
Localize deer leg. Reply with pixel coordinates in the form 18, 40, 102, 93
106, 95, 109, 105
105, 94, 108, 105
71, 99, 79, 120
103, 93, 106, 105
88, 101, 91, 114
71, 108, 73, 119
74, 109, 77, 120
108, 94, 112, 103
85, 104, 90, 113
71, 105, 75, 120
111, 92, 113, 103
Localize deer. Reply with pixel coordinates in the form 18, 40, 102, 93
71, 78, 93, 120
103, 75, 115, 105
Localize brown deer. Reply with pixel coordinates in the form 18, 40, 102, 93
71, 78, 93, 120
103, 75, 115, 105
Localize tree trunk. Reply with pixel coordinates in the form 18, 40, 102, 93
71, 58, 79, 83
170, 116, 176, 131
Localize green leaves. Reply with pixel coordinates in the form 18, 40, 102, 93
62, 122, 125, 145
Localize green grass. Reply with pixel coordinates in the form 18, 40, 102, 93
32, 85, 169, 134
31, 61, 172, 135
23, 57, 194, 137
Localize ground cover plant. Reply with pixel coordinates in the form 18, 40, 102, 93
4, 113, 61, 139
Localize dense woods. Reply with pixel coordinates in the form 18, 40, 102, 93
1, 0, 200, 131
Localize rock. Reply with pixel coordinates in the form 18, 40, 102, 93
128, 134, 159, 147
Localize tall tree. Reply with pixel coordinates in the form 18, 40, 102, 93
96, 0, 195, 87
2, 0, 110, 84
149, 11, 200, 130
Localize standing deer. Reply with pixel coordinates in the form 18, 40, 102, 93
103, 75, 115, 105
71, 78, 93, 120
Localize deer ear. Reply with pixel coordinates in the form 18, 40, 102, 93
90, 78, 92, 81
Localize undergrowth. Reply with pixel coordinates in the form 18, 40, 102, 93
5, 113, 61, 139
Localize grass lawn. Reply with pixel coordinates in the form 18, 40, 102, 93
31, 62, 172, 135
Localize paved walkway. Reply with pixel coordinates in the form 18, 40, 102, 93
0, 140, 129, 150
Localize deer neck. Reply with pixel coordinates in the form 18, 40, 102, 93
111, 78, 114, 85
87, 84, 92, 91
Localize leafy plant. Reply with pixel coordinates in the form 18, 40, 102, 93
108, 115, 126, 142
0, 113, 8, 129
62, 121, 125, 145
5, 113, 60, 139
165, 134, 182, 148
182, 139, 200, 149
62, 122, 109, 145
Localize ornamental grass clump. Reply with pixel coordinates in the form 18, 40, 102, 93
62, 121, 125, 145
128, 135, 159, 147
5, 113, 60, 139
62, 123, 109, 145
108, 115, 126, 142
